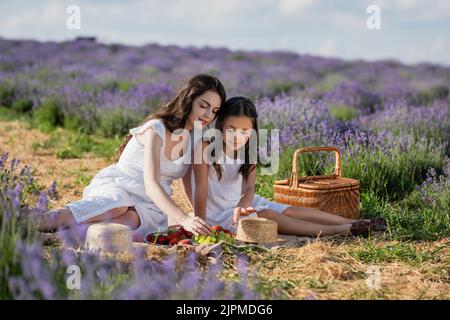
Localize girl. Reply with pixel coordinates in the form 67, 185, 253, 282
39, 74, 226, 241
185, 97, 386, 237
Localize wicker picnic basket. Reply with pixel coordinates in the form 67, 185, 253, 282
273, 146, 360, 219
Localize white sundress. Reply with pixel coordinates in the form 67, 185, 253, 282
191, 152, 289, 231
65, 119, 199, 237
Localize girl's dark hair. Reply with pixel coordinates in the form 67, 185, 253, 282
114, 74, 226, 162
212, 96, 258, 181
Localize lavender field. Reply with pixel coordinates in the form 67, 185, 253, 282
1, 37, 449, 299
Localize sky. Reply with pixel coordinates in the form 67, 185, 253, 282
1, 0, 449, 66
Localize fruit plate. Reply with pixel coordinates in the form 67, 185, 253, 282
144, 225, 236, 247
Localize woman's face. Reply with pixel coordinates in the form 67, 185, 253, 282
222, 115, 254, 151
187, 90, 222, 129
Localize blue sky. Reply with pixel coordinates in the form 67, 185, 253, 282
1, 0, 449, 66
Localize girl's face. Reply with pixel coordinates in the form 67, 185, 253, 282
222, 115, 254, 151
187, 90, 222, 129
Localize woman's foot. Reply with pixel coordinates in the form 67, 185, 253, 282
38, 207, 75, 232
369, 217, 388, 232
349, 220, 372, 237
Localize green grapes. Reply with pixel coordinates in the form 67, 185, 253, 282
193, 231, 235, 245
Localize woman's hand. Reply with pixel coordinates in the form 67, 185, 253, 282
232, 207, 257, 225
179, 215, 213, 236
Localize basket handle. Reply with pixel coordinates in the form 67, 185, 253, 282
289, 146, 342, 188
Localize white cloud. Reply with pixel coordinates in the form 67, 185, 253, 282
278, 0, 315, 16
430, 36, 446, 53
317, 40, 336, 56
4, 0, 66, 31
395, 0, 418, 8
0, 0, 449, 65
330, 12, 363, 30
377, 0, 450, 20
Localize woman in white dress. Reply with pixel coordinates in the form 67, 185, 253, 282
38, 74, 226, 241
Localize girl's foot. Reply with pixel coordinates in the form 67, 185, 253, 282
349, 220, 372, 237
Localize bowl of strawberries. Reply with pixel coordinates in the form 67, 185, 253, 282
145, 225, 235, 246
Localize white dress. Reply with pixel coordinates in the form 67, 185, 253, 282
65, 119, 199, 237
191, 153, 289, 231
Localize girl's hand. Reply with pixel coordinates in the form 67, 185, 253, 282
179, 215, 213, 236
232, 207, 257, 225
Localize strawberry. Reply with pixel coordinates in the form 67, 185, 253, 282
211, 225, 224, 234
167, 226, 177, 233
167, 232, 178, 241
223, 230, 233, 236
146, 234, 156, 243
177, 239, 192, 245
169, 237, 179, 246
157, 235, 168, 245
184, 230, 194, 238
179, 227, 193, 238
176, 228, 186, 237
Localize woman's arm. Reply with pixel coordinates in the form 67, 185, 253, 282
192, 141, 210, 221
141, 128, 211, 235
142, 129, 187, 222
181, 165, 194, 210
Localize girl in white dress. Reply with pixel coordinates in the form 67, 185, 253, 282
39, 74, 226, 241
184, 97, 386, 237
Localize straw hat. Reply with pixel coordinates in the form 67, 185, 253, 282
84, 223, 133, 255
235, 217, 286, 244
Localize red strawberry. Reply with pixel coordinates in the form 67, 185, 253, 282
176, 228, 186, 236
211, 225, 224, 235
177, 239, 192, 245
146, 234, 156, 243
157, 235, 168, 245
167, 232, 179, 241
184, 230, 194, 238
223, 230, 233, 236
178, 227, 193, 238
169, 237, 179, 246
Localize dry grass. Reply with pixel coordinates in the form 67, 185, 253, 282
1, 120, 449, 300
247, 239, 449, 299
0, 120, 192, 213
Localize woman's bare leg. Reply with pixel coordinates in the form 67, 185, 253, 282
258, 209, 351, 237
38, 205, 131, 232
53, 207, 141, 244
280, 206, 356, 225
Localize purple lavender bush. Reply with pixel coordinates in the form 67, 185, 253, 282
0, 153, 266, 300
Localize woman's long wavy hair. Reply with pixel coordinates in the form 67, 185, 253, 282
212, 96, 259, 181
113, 74, 226, 162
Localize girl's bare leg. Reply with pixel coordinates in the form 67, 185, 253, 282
39, 205, 132, 232
258, 209, 351, 237
280, 206, 356, 225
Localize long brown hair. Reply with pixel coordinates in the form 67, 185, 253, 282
212, 96, 259, 181
113, 74, 226, 162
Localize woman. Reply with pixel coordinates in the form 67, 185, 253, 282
39, 74, 226, 241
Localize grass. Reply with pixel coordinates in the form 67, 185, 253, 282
30, 126, 122, 160
1, 116, 449, 299
350, 240, 448, 265
255, 133, 449, 242
329, 104, 359, 121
